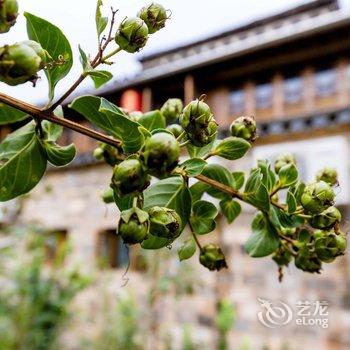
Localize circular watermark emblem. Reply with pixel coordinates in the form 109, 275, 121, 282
257, 298, 293, 328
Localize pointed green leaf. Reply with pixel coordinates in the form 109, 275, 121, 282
220, 199, 241, 224
86, 69, 113, 89
178, 237, 196, 261
286, 190, 297, 214
180, 158, 206, 177
0, 122, 47, 201
25, 12, 73, 101
0, 103, 28, 125
258, 159, 277, 192
232, 171, 245, 190
187, 139, 218, 158
244, 212, 279, 257
190, 200, 218, 235
189, 181, 210, 203
138, 110, 166, 131
278, 163, 298, 188
141, 234, 171, 250
43, 142, 76, 166
96, 0, 108, 38
212, 137, 251, 160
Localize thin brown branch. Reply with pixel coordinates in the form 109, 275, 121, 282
188, 221, 203, 253
0, 92, 122, 148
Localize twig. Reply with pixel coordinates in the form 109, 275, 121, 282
0, 92, 122, 148
188, 221, 203, 253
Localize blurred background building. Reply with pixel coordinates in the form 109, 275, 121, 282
2, 0, 350, 349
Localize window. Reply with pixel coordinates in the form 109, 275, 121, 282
43, 230, 68, 264
255, 83, 273, 110
284, 77, 303, 105
97, 229, 129, 269
315, 68, 336, 98
229, 89, 245, 115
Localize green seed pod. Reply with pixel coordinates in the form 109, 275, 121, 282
93, 142, 123, 166
141, 132, 180, 177
115, 17, 149, 53
315, 231, 347, 263
148, 206, 182, 239
199, 244, 228, 271
0, 43, 42, 86
166, 123, 184, 139
309, 206, 341, 230
180, 99, 218, 147
111, 158, 150, 196
128, 111, 143, 122
0, 0, 18, 33
294, 243, 322, 273
138, 3, 168, 34
161, 98, 183, 122
274, 153, 296, 174
230, 116, 257, 143
316, 167, 338, 186
272, 246, 292, 267
21, 40, 47, 67
118, 207, 149, 245
301, 181, 335, 214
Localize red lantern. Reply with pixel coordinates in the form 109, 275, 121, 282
120, 89, 142, 112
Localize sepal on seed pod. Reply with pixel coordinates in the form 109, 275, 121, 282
309, 206, 341, 230
138, 3, 168, 34
161, 98, 183, 122
118, 207, 149, 245
316, 167, 338, 187
115, 17, 149, 53
301, 181, 335, 214
230, 116, 257, 143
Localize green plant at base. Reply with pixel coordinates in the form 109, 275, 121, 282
0, 0, 347, 279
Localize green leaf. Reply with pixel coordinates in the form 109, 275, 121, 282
258, 159, 277, 192
0, 103, 28, 125
69, 95, 143, 153
187, 139, 217, 158
144, 176, 192, 231
189, 181, 209, 203
96, 0, 108, 38
180, 158, 206, 177
0, 122, 47, 201
243, 169, 270, 212
86, 70, 113, 89
269, 206, 303, 229
141, 235, 171, 250
212, 137, 251, 160
138, 110, 166, 131
79, 45, 89, 70
113, 192, 135, 211
232, 172, 245, 190
244, 212, 279, 257
292, 182, 306, 204
278, 163, 298, 188
42, 142, 76, 166
42, 120, 63, 142
201, 164, 235, 200
25, 12, 73, 101
286, 190, 297, 214
220, 199, 241, 224
178, 237, 196, 261
190, 200, 218, 235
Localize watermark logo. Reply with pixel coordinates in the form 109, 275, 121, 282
257, 298, 329, 329
257, 298, 293, 328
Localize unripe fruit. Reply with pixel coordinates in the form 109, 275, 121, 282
93, 142, 123, 166
138, 3, 168, 34
115, 17, 149, 53
111, 158, 150, 196
118, 210, 149, 245
230, 116, 257, 143
301, 181, 335, 214
166, 124, 184, 138
141, 132, 180, 177
180, 99, 218, 147
274, 153, 296, 174
161, 98, 183, 122
314, 231, 347, 263
0, 43, 42, 86
148, 206, 182, 239
309, 206, 341, 230
294, 252, 322, 273
199, 244, 228, 271
0, 0, 18, 33
316, 167, 338, 186
21, 40, 47, 66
